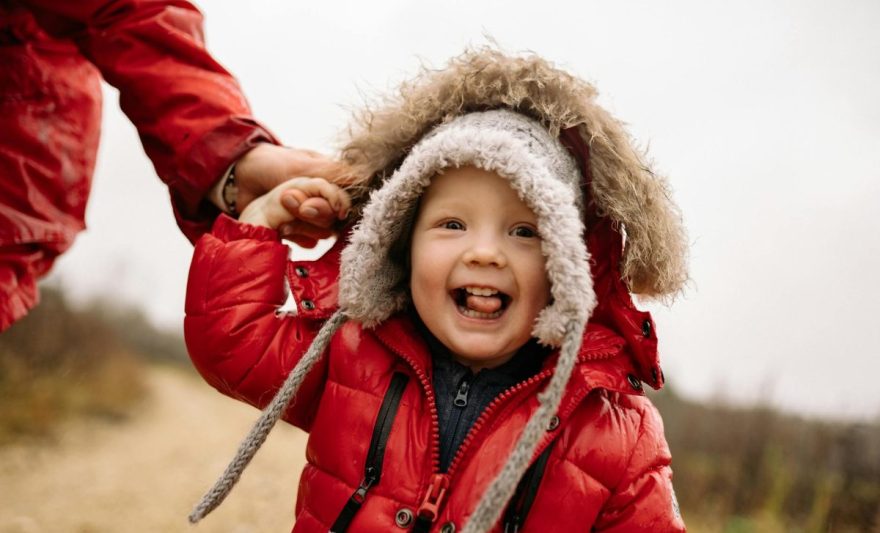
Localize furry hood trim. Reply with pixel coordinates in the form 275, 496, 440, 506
339, 109, 594, 346
341, 47, 688, 298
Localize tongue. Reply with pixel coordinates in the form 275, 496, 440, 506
465, 294, 503, 314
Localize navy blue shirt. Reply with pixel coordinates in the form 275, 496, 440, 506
420, 321, 548, 472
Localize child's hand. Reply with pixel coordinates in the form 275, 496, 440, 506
239, 177, 351, 245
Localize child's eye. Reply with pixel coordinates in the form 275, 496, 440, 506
511, 225, 538, 238
442, 220, 465, 230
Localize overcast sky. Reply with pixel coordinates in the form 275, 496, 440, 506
47, 0, 880, 420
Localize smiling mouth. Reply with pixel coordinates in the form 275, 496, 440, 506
452, 286, 511, 319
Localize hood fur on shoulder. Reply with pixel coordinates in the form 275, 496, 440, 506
340, 47, 688, 298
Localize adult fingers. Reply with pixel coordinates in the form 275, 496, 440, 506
288, 149, 356, 186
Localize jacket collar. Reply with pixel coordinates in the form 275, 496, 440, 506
372, 312, 642, 397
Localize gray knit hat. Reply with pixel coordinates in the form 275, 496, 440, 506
190, 110, 597, 531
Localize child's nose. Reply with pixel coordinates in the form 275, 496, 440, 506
462, 237, 507, 268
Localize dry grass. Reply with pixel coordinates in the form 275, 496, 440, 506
651, 386, 880, 532
0, 288, 146, 444
0, 289, 304, 532
0, 366, 305, 533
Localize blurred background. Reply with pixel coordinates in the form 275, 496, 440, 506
2, 0, 879, 531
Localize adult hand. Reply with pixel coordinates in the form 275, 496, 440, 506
232, 143, 354, 247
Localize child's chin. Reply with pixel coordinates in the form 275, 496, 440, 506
449, 345, 517, 370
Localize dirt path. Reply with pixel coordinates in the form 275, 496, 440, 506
0, 365, 308, 533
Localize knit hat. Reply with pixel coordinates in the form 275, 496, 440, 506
190, 48, 688, 530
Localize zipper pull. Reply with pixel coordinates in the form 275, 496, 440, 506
330, 467, 378, 532
414, 473, 450, 530
353, 466, 378, 503
453, 378, 470, 407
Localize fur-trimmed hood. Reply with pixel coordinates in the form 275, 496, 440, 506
340, 47, 687, 299
338, 109, 593, 347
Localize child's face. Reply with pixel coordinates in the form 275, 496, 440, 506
409, 166, 551, 371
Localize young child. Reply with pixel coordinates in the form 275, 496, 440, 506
185, 49, 688, 532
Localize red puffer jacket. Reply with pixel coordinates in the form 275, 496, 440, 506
185, 215, 686, 532
0, 0, 277, 329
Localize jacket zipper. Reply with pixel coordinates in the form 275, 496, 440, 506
379, 327, 619, 529
443, 346, 621, 499
446, 369, 552, 477
330, 372, 409, 533
453, 376, 471, 407
439, 374, 472, 470
502, 439, 556, 533
379, 341, 448, 529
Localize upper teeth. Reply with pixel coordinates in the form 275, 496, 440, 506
464, 287, 498, 296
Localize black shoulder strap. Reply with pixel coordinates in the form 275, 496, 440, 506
502, 440, 555, 533
330, 372, 409, 533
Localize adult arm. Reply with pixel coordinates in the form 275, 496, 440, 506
22, 0, 293, 241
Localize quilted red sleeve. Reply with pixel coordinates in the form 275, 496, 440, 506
592, 400, 687, 532
24, 0, 280, 242
184, 215, 342, 430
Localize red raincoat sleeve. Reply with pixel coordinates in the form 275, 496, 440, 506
593, 400, 687, 532
184, 215, 343, 431
23, 0, 280, 241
